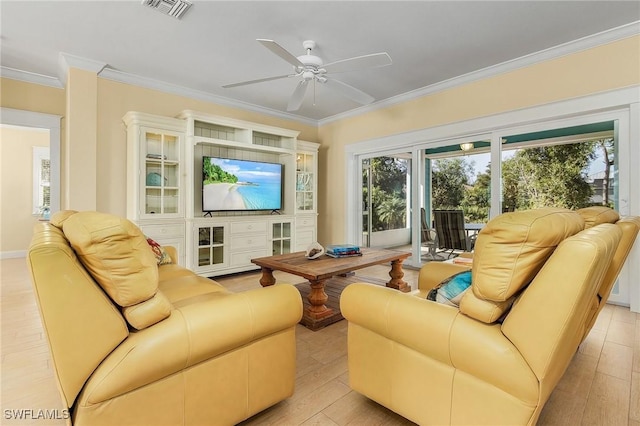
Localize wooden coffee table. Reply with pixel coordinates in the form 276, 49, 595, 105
251, 248, 411, 329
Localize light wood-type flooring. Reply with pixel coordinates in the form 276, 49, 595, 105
2, 257, 639, 425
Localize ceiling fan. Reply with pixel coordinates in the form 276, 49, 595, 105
222, 39, 392, 112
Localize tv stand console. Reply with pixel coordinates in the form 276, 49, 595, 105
124, 110, 319, 277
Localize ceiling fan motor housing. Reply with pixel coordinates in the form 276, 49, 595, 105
296, 39, 324, 79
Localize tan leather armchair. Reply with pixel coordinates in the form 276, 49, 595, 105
341, 208, 634, 425
27, 211, 303, 425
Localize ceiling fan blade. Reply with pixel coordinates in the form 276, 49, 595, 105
323, 78, 375, 105
323, 52, 392, 74
222, 74, 291, 88
257, 39, 305, 68
287, 80, 309, 111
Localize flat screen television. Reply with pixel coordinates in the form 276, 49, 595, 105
202, 156, 283, 212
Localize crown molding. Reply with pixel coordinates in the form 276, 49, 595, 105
0, 66, 63, 89
98, 67, 318, 127
57, 52, 107, 86
319, 20, 640, 126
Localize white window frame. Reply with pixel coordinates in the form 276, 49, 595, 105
32, 146, 50, 215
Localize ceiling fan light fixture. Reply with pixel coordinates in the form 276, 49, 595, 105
460, 142, 474, 151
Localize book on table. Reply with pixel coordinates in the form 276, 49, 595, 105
326, 244, 361, 257
326, 251, 362, 258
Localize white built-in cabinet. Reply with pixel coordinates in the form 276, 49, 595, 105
124, 110, 319, 276
294, 141, 319, 252
124, 112, 187, 266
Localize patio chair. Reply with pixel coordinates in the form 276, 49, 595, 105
433, 209, 473, 258
421, 208, 443, 261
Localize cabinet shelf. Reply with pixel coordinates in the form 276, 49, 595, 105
195, 137, 292, 155
145, 159, 179, 165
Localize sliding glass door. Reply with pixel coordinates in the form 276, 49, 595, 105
361, 154, 411, 248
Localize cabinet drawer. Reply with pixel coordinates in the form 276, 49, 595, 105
296, 217, 315, 228
230, 250, 267, 267
140, 223, 184, 238
230, 221, 267, 234
231, 235, 267, 251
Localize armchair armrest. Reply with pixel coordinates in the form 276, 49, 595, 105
163, 245, 178, 263
81, 284, 302, 404
342, 283, 459, 364
418, 262, 471, 292
341, 283, 538, 404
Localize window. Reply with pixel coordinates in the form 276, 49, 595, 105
361, 154, 411, 247
500, 122, 616, 213
32, 146, 50, 215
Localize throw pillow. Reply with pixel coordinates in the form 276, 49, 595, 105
146, 236, 173, 265
62, 211, 158, 307
427, 270, 472, 307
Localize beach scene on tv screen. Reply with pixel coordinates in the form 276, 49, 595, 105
203, 157, 282, 211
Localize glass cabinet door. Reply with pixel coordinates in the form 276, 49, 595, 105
198, 225, 225, 267
271, 221, 292, 255
144, 130, 180, 216
296, 152, 315, 212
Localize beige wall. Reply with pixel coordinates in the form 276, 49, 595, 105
0, 78, 66, 116
66, 68, 99, 211
316, 36, 640, 244
0, 126, 49, 253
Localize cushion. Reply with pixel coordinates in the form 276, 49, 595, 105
62, 211, 158, 307
460, 208, 584, 323
49, 210, 78, 228
427, 270, 472, 307
470, 207, 584, 301
146, 236, 173, 265
122, 291, 172, 330
577, 206, 619, 228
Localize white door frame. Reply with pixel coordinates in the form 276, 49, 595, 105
1, 107, 62, 213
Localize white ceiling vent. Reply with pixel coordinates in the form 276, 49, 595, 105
142, 0, 192, 19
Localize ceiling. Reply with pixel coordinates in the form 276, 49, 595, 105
1, 1, 639, 123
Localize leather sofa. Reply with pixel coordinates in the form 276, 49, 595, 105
27, 211, 303, 426
341, 207, 639, 425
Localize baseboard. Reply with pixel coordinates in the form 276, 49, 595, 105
1, 250, 27, 259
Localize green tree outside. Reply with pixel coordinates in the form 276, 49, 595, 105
203, 161, 238, 185
431, 158, 473, 209
363, 141, 608, 235
431, 140, 606, 223
502, 142, 596, 210
364, 157, 408, 231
